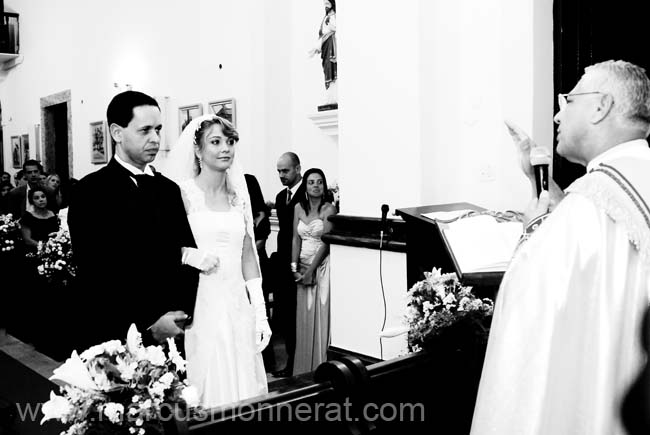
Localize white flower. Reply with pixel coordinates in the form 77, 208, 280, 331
49, 351, 99, 391
141, 399, 152, 409
135, 417, 144, 426
158, 372, 175, 389
433, 284, 447, 301
91, 370, 113, 391
103, 403, 124, 424
148, 382, 166, 398
442, 293, 456, 306
62, 421, 88, 435
79, 344, 105, 361
145, 345, 166, 366
166, 337, 186, 372
181, 385, 199, 408
470, 299, 483, 311
102, 340, 125, 355
458, 297, 471, 311
127, 324, 147, 360
40, 391, 72, 424
116, 357, 138, 381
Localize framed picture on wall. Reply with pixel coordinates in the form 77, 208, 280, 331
90, 121, 108, 164
21, 134, 30, 164
178, 104, 204, 135
35, 124, 41, 161
11, 136, 21, 168
209, 98, 236, 128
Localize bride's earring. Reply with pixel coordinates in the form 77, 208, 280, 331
198, 156, 203, 170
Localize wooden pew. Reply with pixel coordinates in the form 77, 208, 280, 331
170, 346, 479, 435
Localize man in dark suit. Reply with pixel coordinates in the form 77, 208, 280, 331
7, 160, 58, 217
67, 91, 210, 351
245, 173, 276, 371
271, 152, 303, 377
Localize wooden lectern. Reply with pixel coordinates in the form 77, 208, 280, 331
396, 203, 501, 299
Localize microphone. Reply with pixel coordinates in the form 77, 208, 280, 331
529, 147, 551, 197
380, 204, 389, 249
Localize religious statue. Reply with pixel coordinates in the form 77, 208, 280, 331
309, 0, 337, 109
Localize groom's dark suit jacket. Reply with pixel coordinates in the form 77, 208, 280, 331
67, 158, 198, 349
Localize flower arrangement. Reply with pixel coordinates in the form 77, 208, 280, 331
405, 267, 494, 353
29, 228, 77, 286
327, 182, 339, 211
0, 213, 21, 253
41, 324, 199, 435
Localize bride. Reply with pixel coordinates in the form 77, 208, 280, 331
164, 114, 271, 408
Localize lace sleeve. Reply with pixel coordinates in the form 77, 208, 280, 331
178, 180, 203, 214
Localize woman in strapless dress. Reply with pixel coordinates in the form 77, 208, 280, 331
290, 168, 337, 375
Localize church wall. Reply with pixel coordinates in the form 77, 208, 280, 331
336, 0, 423, 218
336, 0, 553, 216
0, 0, 336, 206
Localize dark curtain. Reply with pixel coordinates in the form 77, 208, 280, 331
553, 0, 650, 189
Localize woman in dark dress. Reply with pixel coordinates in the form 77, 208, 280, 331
20, 187, 59, 250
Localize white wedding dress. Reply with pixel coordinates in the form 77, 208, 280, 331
181, 179, 268, 409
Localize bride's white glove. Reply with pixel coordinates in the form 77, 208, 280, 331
246, 277, 272, 352
181, 247, 219, 274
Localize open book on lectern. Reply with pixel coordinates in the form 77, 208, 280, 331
434, 214, 523, 279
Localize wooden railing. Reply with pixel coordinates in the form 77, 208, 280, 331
167, 346, 481, 435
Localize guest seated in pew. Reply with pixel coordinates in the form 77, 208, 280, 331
45, 173, 66, 210
20, 187, 60, 250
0, 181, 13, 215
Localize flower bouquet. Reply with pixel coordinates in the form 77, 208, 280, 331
405, 267, 494, 353
29, 228, 77, 286
0, 213, 21, 253
41, 324, 199, 435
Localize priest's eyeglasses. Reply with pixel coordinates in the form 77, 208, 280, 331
558, 92, 606, 111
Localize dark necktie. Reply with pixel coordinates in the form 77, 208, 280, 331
134, 174, 154, 189
286, 189, 292, 205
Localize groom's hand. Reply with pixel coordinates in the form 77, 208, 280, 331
150, 311, 187, 343
181, 247, 220, 274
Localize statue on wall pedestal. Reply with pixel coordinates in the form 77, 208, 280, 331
309, 0, 337, 111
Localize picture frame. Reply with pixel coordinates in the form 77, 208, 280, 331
34, 124, 41, 162
21, 134, 30, 164
11, 136, 21, 168
178, 104, 204, 135
90, 121, 109, 164
208, 98, 236, 128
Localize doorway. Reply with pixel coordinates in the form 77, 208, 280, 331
40, 90, 72, 181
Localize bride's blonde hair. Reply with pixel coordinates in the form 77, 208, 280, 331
192, 116, 241, 205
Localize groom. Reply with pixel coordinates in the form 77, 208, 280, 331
68, 91, 212, 351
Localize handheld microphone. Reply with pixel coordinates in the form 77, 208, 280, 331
529, 147, 551, 197
380, 204, 389, 249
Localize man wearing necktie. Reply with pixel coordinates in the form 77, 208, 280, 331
67, 91, 202, 353
271, 152, 303, 377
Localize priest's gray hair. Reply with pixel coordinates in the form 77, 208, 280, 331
586, 60, 650, 127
